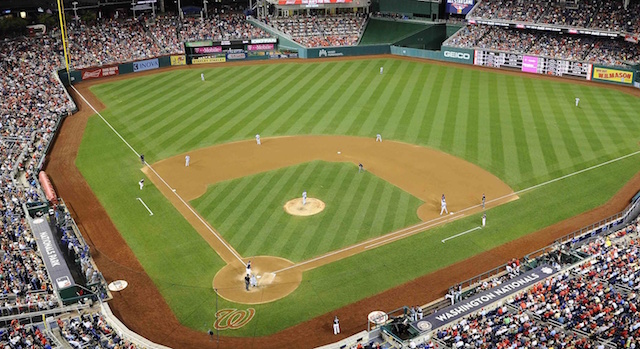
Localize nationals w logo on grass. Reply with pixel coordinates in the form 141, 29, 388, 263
214, 308, 255, 330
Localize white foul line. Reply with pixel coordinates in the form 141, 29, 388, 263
71, 86, 246, 267
441, 226, 481, 243
136, 198, 154, 216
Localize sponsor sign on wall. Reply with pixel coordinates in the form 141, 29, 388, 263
133, 58, 159, 72
592, 66, 634, 85
170, 55, 186, 66
278, 0, 352, 4
441, 48, 474, 64
81, 65, 119, 80
521, 55, 539, 73
411, 265, 557, 332
192, 56, 227, 64
194, 46, 223, 54
248, 44, 275, 51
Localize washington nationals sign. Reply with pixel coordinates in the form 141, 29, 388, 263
214, 308, 255, 330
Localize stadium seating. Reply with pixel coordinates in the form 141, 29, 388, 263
262, 14, 366, 47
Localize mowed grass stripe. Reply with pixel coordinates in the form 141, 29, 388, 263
358, 60, 411, 136
402, 65, 436, 143
476, 72, 493, 169
553, 86, 599, 161
539, 83, 584, 168
522, 79, 559, 176
512, 78, 545, 181
558, 86, 607, 157
255, 61, 356, 136
308, 60, 381, 134
277, 61, 363, 134
128, 66, 260, 136
342, 175, 384, 246
464, 70, 480, 164
580, 88, 628, 153
160, 64, 306, 151
451, 69, 472, 158
439, 68, 463, 154
495, 75, 521, 185
381, 63, 424, 138
426, 67, 452, 149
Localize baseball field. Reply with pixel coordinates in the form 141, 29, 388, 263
48, 56, 640, 347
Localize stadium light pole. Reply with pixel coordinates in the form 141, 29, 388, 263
178, 0, 182, 19
72, 1, 78, 21
203, 0, 208, 18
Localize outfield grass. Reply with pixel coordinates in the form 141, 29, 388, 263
191, 161, 423, 262
77, 58, 640, 336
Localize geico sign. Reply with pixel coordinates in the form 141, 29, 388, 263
444, 51, 471, 60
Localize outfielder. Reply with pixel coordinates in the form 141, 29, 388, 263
380, 66, 383, 75
358, 163, 364, 173
255, 134, 261, 145
482, 213, 486, 227
440, 194, 448, 215
139, 179, 144, 190
185, 155, 190, 167
302, 191, 307, 206
575, 97, 580, 107
201, 73, 205, 81
376, 134, 382, 142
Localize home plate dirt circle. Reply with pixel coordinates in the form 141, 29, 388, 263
212, 256, 302, 304
284, 198, 325, 216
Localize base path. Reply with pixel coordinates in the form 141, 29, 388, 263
44, 56, 640, 349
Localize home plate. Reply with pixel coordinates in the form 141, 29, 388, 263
260, 273, 276, 286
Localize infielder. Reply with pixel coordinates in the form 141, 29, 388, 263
376, 133, 382, 142
201, 73, 205, 81
185, 155, 190, 167
255, 134, 261, 145
139, 179, 144, 190
482, 193, 486, 209
575, 97, 580, 107
333, 316, 340, 335
140, 154, 145, 165
440, 194, 448, 215
380, 66, 383, 75
302, 191, 307, 206
358, 163, 364, 173
482, 213, 486, 227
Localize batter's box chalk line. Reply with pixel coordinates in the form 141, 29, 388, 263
259, 273, 276, 286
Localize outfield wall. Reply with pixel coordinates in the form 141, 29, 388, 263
298, 44, 391, 58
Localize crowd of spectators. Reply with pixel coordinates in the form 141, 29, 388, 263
262, 14, 366, 47
146, 15, 184, 55
0, 36, 76, 315
179, 14, 268, 43
57, 313, 141, 349
470, 0, 640, 35
0, 320, 54, 348
67, 19, 162, 70
446, 25, 640, 65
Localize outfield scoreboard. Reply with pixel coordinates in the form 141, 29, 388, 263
184, 38, 279, 63
473, 50, 590, 79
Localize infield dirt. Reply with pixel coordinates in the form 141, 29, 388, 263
45, 55, 640, 349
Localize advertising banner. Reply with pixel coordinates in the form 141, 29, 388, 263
441, 47, 474, 64
81, 65, 119, 80
592, 66, 634, 85
248, 44, 275, 51
133, 58, 159, 72
226, 50, 247, 60
192, 56, 227, 64
251, 38, 277, 44
170, 55, 186, 66
411, 265, 557, 333
278, 0, 352, 4
521, 55, 539, 73
194, 46, 223, 54
446, 0, 474, 14
31, 217, 76, 291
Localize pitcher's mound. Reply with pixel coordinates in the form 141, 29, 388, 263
284, 198, 325, 216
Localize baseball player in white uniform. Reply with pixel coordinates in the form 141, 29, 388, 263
482, 213, 486, 227
185, 155, 190, 167
201, 73, 205, 81
440, 194, 448, 215
255, 134, 261, 145
302, 191, 307, 206
575, 97, 580, 107
333, 316, 340, 335
376, 134, 382, 142
245, 260, 252, 276
380, 66, 383, 75
139, 179, 144, 190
